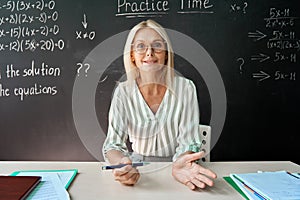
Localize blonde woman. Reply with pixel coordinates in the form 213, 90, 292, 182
102, 19, 216, 189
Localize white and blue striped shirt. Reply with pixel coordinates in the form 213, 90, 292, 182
102, 76, 201, 161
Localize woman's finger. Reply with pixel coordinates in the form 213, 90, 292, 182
113, 166, 130, 176
195, 173, 214, 187
185, 181, 196, 190
182, 151, 205, 163
114, 166, 140, 185
191, 177, 206, 189
119, 170, 140, 185
198, 166, 217, 179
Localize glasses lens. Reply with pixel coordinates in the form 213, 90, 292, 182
152, 41, 165, 52
133, 41, 165, 54
134, 42, 146, 53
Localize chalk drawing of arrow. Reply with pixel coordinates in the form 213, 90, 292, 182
252, 71, 270, 82
251, 53, 270, 62
82, 14, 88, 29
248, 30, 267, 41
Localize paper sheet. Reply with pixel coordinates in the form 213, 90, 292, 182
235, 171, 300, 200
230, 174, 261, 200
17, 172, 70, 200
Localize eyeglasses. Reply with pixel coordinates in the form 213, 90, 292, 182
132, 41, 166, 54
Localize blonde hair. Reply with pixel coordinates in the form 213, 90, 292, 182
123, 19, 174, 87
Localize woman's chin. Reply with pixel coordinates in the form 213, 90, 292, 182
139, 64, 164, 72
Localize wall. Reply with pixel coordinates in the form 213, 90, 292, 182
0, 0, 299, 163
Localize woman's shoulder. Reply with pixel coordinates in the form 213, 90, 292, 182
174, 76, 196, 89
112, 81, 134, 97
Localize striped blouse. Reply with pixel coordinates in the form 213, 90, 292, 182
102, 76, 201, 161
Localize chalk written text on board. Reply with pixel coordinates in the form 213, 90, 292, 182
0, 60, 60, 101
116, 0, 216, 17
0, 0, 65, 52
243, 7, 298, 82
0, 0, 64, 102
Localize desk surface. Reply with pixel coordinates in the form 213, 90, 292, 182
1, 161, 300, 200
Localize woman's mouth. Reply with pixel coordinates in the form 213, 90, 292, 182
143, 60, 157, 65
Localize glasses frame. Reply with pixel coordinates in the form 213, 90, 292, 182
131, 40, 167, 54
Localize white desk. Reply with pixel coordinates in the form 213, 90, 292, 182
1, 161, 299, 200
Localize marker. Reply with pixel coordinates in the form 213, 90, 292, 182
101, 162, 150, 170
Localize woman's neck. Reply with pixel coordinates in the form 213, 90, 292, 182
138, 69, 166, 88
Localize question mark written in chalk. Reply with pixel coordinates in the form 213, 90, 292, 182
237, 58, 245, 74
77, 63, 91, 77
243, 2, 248, 14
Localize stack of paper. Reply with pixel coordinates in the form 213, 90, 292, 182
11, 169, 77, 200
225, 171, 300, 200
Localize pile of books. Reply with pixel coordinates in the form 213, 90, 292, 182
224, 171, 300, 200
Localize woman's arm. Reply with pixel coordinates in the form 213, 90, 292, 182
102, 85, 140, 185
174, 79, 202, 160
172, 79, 217, 190
102, 86, 129, 161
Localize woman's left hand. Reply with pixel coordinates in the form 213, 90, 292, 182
172, 151, 217, 190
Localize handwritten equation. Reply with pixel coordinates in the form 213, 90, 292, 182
0, 11, 58, 25
242, 7, 298, 83
0, 0, 56, 12
0, 0, 65, 52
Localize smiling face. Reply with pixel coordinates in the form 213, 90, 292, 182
131, 28, 167, 72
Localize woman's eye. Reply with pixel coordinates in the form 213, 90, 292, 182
152, 42, 162, 48
136, 43, 145, 49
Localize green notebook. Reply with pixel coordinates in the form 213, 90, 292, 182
223, 176, 249, 200
11, 169, 78, 189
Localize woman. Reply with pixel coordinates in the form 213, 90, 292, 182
102, 19, 216, 190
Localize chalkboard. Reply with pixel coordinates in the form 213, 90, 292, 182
0, 0, 299, 164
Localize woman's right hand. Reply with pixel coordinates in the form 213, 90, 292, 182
112, 157, 140, 185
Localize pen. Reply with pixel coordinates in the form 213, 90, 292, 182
286, 171, 300, 179
101, 162, 150, 170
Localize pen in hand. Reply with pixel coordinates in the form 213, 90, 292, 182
101, 162, 150, 170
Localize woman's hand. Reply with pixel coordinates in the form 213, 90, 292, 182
112, 157, 140, 186
172, 151, 217, 190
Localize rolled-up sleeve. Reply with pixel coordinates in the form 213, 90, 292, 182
102, 85, 129, 160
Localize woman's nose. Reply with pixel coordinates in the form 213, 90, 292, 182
146, 46, 154, 56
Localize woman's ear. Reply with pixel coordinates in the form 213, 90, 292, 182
131, 54, 135, 63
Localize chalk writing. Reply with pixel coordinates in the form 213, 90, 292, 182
178, 0, 214, 14
0, 25, 60, 39
77, 63, 91, 77
247, 7, 298, 83
0, 38, 65, 52
0, 11, 58, 25
116, 0, 169, 18
252, 71, 270, 82
275, 71, 296, 81
0, 60, 60, 101
0, 0, 56, 12
230, 2, 248, 14
75, 14, 96, 41
274, 52, 297, 63
0, 0, 63, 52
